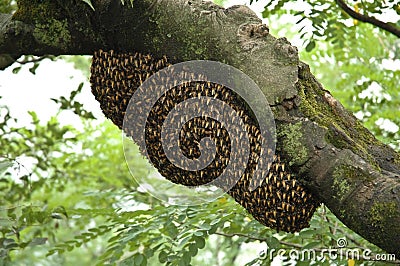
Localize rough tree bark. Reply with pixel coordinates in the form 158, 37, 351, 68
0, 0, 399, 256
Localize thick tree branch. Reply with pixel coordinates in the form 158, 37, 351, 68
0, 0, 399, 257
336, 0, 400, 38
0, 13, 18, 69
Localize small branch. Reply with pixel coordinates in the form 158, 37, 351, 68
336, 0, 400, 38
335, 226, 363, 248
320, 205, 335, 236
16, 55, 55, 65
214, 231, 302, 248
319, 205, 362, 248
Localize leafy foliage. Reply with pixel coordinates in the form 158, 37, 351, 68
81, 0, 94, 11
0, 0, 399, 265
253, 0, 400, 51
51, 82, 96, 119
213, 0, 229, 6
257, 0, 400, 150
61, 55, 92, 77
12, 55, 57, 75
0, 0, 16, 13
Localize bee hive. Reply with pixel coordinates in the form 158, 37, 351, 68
90, 49, 320, 232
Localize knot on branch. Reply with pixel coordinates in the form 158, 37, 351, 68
237, 23, 269, 51
273, 37, 298, 65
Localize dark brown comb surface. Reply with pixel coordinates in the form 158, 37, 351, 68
90, 49, 320, 233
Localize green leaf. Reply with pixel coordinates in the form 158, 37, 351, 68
214, 0, 229, 6
12, 66, 21, 74
303, 241, 320, 250
193, 231, 204, 237
299, 229, 317, 238
134, 253, 144, 265
28, 111, 39, 124
0, 159, 12, 176
296, 261, 312, 266
267, 236, 280, 249
188, 243, 198, 257
29, 63, 39, 75
178, 235, 192, 247
3, 238, 18, 249
158, 250, 168, 263
306, 40, 316, 52
81, 0, 94, 10
296, 16, 306, 24
194, 236, 205, 249
199, 222, 211, 230
180, 252, 191, 266
244, 257, 259, 266
208, 224, 218, 234
163, 223, 179, 238
120, 257, 135, 266
70, 83, 84, 100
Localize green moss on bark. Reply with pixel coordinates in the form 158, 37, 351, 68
369, 202, 397, 230
296, 69, 379, 170
14, 0, 62, 23
278, 122, 309, 166
13, 0, 72, 50
149, 11, 220, 61
331, 164, 357, 202
33, 19, 71, 49
332, 175, 350, 202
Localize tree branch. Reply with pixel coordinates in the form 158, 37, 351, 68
336, 0, 400, 38
0, 0, 399, 257
0, 13, 18, 70
16, 55, 54, 65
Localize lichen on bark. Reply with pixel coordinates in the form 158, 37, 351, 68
33, 18, 71, 50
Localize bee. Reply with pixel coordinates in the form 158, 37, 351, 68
91, 49, 320, 234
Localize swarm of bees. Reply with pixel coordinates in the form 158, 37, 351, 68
90, 49, 320, 233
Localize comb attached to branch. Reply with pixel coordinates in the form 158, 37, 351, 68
90, 49, 320, 233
